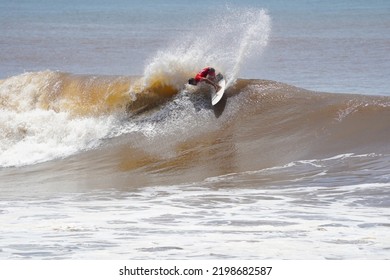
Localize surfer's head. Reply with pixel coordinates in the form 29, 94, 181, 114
188, 78, 197, 85
208, 67, 216, 77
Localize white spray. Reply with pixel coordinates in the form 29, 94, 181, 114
142, 7, 271, 90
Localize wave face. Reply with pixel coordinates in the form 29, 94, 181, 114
1, 70, 390, 172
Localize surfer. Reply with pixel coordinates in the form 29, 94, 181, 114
188, 67, 221, 91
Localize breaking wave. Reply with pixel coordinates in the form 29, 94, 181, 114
1, 7, 389, 169
1, 70, 390, 168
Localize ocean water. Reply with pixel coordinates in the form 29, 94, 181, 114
1, 0, 390, 259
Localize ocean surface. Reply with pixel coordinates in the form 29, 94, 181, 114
1, 0, 390, 259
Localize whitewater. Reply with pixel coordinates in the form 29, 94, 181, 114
1, 1, 390, 259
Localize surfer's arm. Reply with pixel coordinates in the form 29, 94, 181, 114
200, 77, 220, 91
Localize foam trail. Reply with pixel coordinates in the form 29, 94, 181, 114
140, 7, 271, 91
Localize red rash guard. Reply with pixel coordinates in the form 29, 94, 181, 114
195, 67, 215, 82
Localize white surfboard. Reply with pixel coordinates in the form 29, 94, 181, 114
211, 78, 226, 106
